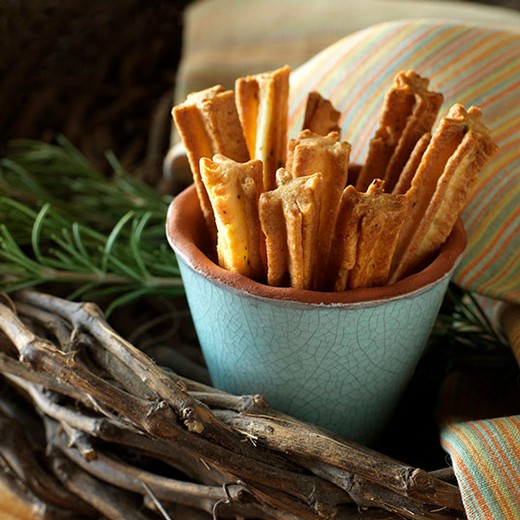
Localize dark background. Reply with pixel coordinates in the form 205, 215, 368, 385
0, 0, 190, 185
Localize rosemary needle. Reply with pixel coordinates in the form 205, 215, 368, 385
0, 138, 183, 315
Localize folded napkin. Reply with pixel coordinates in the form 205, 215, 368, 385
439, 306, 520, 520
288, 20, 520, 519
441, 413, 520, 520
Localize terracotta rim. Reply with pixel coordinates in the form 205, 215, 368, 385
166, 184, 467, 305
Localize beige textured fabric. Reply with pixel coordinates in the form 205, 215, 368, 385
175, 0, 520, 102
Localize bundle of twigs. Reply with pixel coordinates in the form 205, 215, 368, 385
0, 289, 467, 520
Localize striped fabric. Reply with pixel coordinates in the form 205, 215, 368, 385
176, 0, 520, 103
442, 416, 520, 520
288, 20, 520, 305
439, 363, 520, 520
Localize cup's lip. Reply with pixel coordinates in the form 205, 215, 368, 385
166, 184, 467, 306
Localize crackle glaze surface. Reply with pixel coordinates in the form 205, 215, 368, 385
178, 260, 451, 444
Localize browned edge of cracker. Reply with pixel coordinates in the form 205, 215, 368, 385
173, 104, 217, 243
234, 79, 259, 159
259, 188, 289, 287
200, 154, 265, 281
302, 91, 342, 136
327, 185, 362, 291
392, 132, 431, 194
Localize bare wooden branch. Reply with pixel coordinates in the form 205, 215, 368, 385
15, 292, 248, 445
52, 455, 151, 520
53, 426, 254, 514
218, 412, 464, 514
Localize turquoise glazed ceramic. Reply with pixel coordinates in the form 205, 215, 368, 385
167, 185, 466, 445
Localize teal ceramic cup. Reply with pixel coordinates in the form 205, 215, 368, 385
166, 184, 466, 445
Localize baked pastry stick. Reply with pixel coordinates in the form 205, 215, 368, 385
287, 130, 350, 286
392, 132, 431, 194
301, 91, 341, 136
259, 173, 322, 289
356, 70, 443, 193
390, 104, 498, 282
326, 186, 364, 291
172, 86, 249, 243
235, 66, 290, 192
328, 181, 407, 291
200, 155, 265, 281
349, 185, 407, 289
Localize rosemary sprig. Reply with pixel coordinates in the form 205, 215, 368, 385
0, 136, 166, 230
433, 286, 506, 347
0, 138, 183, 315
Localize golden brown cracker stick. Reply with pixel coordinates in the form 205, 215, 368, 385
328, 181, 406, 290
390, 104, 498, 282
349, 185, 407, 289
389, 107, 470, 279
288, 130, 351, 282
258, 189, 289, 287
384, 74, 443, 192
328, 181, 384, 291
259, 173, 322, 289
172, 86, 249, 241
235, 65, 290, 192
356, 70, 443, 192
200, 155, 265, 280
327, 185, 363, 291
392, 132, 431, 195
302, 91, 341, 136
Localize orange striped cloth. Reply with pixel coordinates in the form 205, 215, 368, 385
288, 20, 520, 305
442, 415, 520, 519
439, 362, 520, 520
286, 20, 520, 519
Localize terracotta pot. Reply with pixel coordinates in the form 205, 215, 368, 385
167, 184, 466, 444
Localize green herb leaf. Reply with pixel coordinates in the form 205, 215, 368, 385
0, 139, 183, 314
